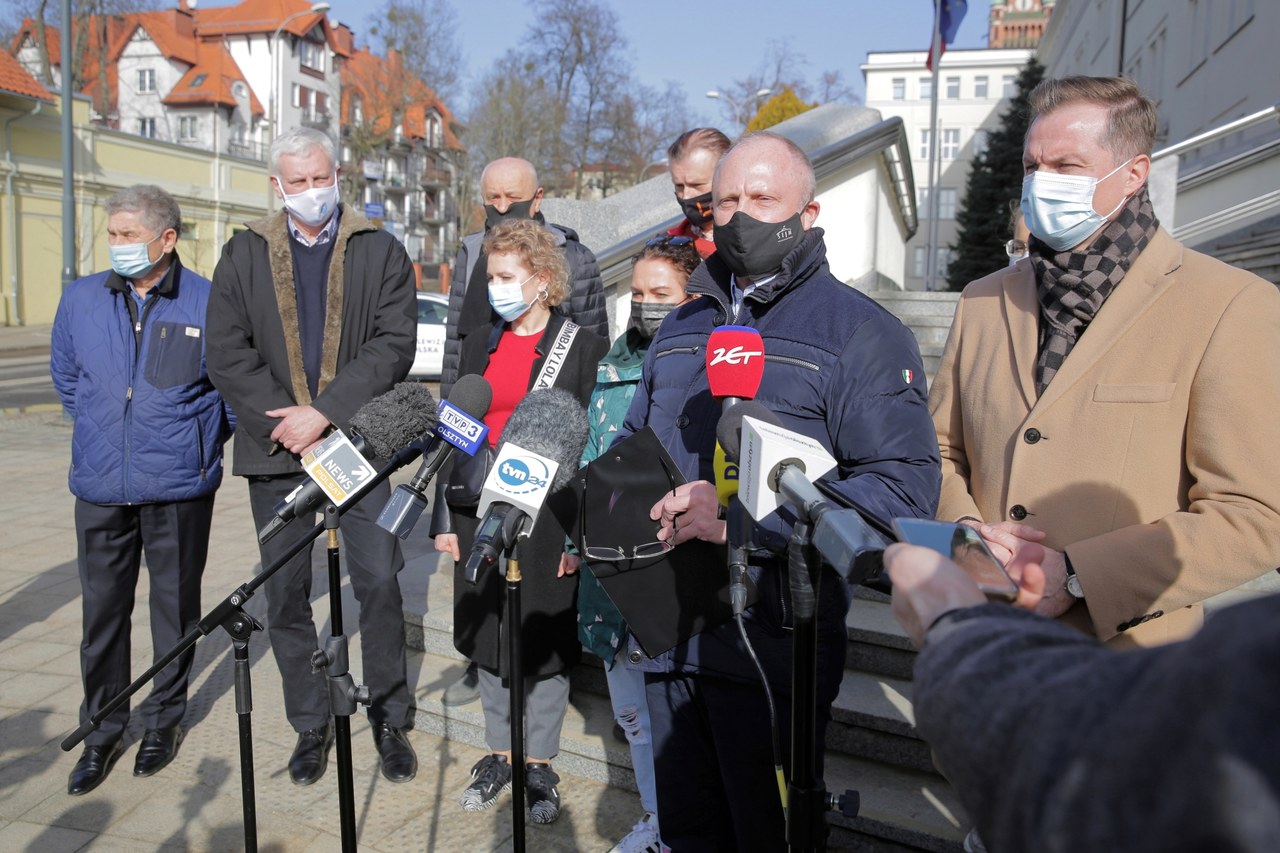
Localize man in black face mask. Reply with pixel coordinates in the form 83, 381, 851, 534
664, 127, 731, 260
437, 155, 608, 707
607, 131, 940, 851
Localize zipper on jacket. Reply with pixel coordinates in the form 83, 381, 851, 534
766, 353, 821, 372
654, 345, 701, 360
196, 418, 207, 481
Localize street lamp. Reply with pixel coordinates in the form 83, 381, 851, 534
270, 2, 330, 138
706, 87, 772, 129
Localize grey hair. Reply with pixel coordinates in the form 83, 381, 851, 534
269, 127, 337, 176
718, 131, 816, 204
104, 184, 182, 236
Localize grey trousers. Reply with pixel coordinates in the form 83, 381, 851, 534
477, 668, 570, 760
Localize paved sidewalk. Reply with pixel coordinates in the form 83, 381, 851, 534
0, 408, 639, 852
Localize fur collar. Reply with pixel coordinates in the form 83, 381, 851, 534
246, 206, 377, 405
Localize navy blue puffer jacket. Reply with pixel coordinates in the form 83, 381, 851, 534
615, 228, 940, 681
51, 259, 234, 505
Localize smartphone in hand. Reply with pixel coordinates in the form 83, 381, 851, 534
891, 518, 1020, 601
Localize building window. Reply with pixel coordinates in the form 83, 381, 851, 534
178, 116, 198, 140
1002, 74, 1017, 97
350, 95, 363, 125
917, 187, 931, 214
190, 74, 207, 88
938, 187, 957, 219
299, 39, 325, 74
138, 117, 156, 138
919, 77, 933, 99
918, 128, 932, 160
936, 248, 954, 278
913, 247, 928, 278
945, 76, 960, 99
941, 128, 961, 159
891, 77, 905, 100
974, 75, 989, 99
138, 68, 156, 93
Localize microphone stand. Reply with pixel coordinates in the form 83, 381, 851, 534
506, 538, 528, 853
60, 437, 428, 852
785, 513, 860, 853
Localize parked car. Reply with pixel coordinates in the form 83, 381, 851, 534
410, 291, 448, 380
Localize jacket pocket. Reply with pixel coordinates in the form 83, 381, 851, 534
146, 322, 205, 389
1093, 383, 1176, 403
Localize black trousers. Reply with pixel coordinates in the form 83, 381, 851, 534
75, 496, 215, 746
246, 474, 409, 733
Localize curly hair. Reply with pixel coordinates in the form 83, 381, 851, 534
482, 219, 570, 306
633, 236, 702, 281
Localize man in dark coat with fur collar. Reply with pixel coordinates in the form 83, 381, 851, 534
207, 127, 419, 787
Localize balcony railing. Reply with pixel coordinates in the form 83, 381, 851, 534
227, 139, 268, 162
421, 162, 450, 187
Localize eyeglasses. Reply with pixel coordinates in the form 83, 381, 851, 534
579, 454, 678, 562
645, 235, 694, 247
1004, 239, 1028, 257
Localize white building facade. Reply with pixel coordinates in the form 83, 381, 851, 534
862, 47, 1034, 290
1037, 0, 1280, 255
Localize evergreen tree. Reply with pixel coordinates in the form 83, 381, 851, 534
947, 58, 1045, 291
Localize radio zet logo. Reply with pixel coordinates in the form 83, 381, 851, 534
497, 456, 551, 495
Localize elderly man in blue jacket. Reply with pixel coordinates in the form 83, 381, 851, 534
51, 184, 234, 796
616, 132, 941, 851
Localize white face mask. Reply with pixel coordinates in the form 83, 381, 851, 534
1020, 159, 1132, 252
275, 176, 339, 227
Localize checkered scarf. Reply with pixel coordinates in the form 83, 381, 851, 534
1030, 184, 1159, 396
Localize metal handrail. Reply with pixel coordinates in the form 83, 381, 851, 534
1152, 101, 1280, 161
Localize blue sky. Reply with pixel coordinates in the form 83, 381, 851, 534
303, 0, 990, 121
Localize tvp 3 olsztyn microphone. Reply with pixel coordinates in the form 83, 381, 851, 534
463, 388, 589, 584
377, 374, 493, 539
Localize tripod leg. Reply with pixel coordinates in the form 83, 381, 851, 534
507, 552, 526, 853
232, 637, 259, 853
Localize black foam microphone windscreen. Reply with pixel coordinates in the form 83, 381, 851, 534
498, 387, 589, 490
349, 382, 439, 458
446, 374, 495, 423
715, 400, 780, 463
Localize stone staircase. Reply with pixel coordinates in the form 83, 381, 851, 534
865, 291, 960, 385
401, 544, 968, 852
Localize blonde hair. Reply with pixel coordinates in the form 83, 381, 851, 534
1029, 76, 1157, 160
482, 219, 570, 306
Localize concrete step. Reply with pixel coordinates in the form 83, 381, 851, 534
868, 291, 961, 320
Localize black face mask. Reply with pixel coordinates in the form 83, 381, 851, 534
629, 300, 680, 340
714, 211, 804, 279
677, 191, 714, 228
484, 198, 535, 229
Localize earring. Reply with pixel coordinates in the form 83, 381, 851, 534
537, 288, 549, 303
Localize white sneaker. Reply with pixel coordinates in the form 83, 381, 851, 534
608, 812, 661, 853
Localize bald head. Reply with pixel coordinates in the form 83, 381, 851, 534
713, 132, 819, 230
481, 157, 543, 217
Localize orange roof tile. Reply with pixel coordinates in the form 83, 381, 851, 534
340, 47, 463, 151
163, 39, 265, 116
196, 0, 349, 57
0, 46, 55, 101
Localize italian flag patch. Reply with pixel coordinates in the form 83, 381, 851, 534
901, 369, 914, 384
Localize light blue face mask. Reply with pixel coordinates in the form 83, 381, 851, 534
109, 233, 163, 279
488, 273, 539, 322
1021, 159, 1132, 252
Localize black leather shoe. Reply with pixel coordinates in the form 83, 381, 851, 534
372, 723, 417, 783
133, 726, 182, 777
288, 725, 333, 786
68, 739, 124, 795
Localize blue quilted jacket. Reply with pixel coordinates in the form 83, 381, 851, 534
615, 229, 941, 681
51, 258, 234, 504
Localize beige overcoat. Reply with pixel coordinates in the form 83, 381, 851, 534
930, 227, 1280, 645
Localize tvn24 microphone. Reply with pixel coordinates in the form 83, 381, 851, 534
463, 388, 589, 584
256, 383, 439, 544
377, 374, 493, 539
718, 401, 887, 583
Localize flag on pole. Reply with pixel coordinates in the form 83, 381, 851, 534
927, 0, 968, 70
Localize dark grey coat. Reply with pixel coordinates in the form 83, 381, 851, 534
206, 207, 416, 476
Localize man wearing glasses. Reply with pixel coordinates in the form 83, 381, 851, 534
613, 132, 941, 851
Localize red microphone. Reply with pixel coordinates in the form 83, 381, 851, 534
705, 325, 765, 407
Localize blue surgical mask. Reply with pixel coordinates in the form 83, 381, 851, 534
109, 233, 163, 279
1021, 159, 1132, 252
488, 273, 538, 322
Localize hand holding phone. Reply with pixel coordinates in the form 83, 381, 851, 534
891, 518, 1020, 602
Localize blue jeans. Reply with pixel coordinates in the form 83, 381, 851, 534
608, 650, 658, 817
